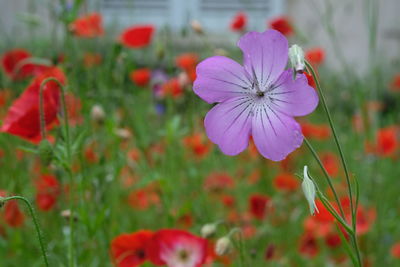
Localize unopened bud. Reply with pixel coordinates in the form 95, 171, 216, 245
91, 105, 105, 124
215, 236, 232, 256
61, 209, 78, 222
201, 223, 217, 238
302, 166, 319, 215
191, 20, 204, 35
115, 128, 132, 141
38, 139, 53, 166
289, 44, 305, 75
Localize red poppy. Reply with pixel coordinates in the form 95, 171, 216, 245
314, 200, 335, 223
324, 233, 342, 248
120, 25, 155, 49
230, 12, 247, 32
1, 49, 49, 80
390, 74, 400, 92
0, 67, 66, 143
130, 68, 151, 87
391, 242, 400, 259
83, 52, 102, 67
147, 229, 208, 267
111, 230, 153, 267
321, 152, 339, 176
35, 174, 61, 211
301, 121, 330, 140
305, 47, 325, 66
203, 172, 235, 193
175, 53, 198, 71
183, 133, 211, 159
304, 71, 316, 88
65, 92, 83, 126
69, 13, 104, 38
268, 16, 293, 36
273, 173, 299, 192
3, 200, 25, 227
376, 126, 398, 157
298, 232, 319, 258
249, 194, 271, 220
128, 187, 160, 210
161, 78, 184, 99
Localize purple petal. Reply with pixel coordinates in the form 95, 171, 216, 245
204, 97, 253, 155
268, 70, 319, 117
238, 30, 288, 87
193, 56, 251, 104
251, 105, 303, 161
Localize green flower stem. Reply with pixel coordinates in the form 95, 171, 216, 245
303, 137, 345, 218
228, 228, 247, 267
305, 61, 361, 266
40, 78, 75, 267
0, 196, 49, 267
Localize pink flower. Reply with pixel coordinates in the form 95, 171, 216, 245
193, 30, 319, 161
147, 229, 208, 267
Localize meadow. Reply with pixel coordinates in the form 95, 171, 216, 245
0, 2, 399, 267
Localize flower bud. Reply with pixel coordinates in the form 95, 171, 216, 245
215, 236, 232, 256
38, 139, 53, 166
289, 44, 305, 75
90, 104, 105, 124
201, 223, 217, 238
191, 20, 204, 35
302, 166, 319, 215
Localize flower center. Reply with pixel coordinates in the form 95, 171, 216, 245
256, 91, 265, 97
178, 249, 190, 262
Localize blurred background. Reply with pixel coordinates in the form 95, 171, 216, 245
1, 0, 399, 71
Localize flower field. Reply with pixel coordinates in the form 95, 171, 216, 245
0, 2, 399, 267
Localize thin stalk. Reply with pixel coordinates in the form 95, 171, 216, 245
305, 61, 361, 265
305, 61, 354, 216
303, 138, 345, 218
1, 196, 49, 267
40, 78, 75, 267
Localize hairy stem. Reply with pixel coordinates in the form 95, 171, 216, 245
1, 196, 49, 267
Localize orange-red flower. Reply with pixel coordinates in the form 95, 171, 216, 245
249, 194, 271, 220
111, 230, 154, 267
305, 47, 325, 66
3, 200, 25, 228
301, 121, 330, 140
130, 68, 151, 87
183, 133, 211, 159
230, 12, 247, 32
391, 242, 400, 259
273, 173, 299, 192
83, 52, 102, 67
298, 232, 319, 258
35, 174, 61, 211
128, 186, 160, 210
0, 67, 66, 143
304, 71, 316, 88
321, 152, 339, 177
161, 78, 184, 99
69, 13, 104, 38
120, 25, 155, 49
390, 73, 400, 92
1, 49, 49, 80
268, 16, 293, 36
203, 172, 235, 193
376, 126, 398, 157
